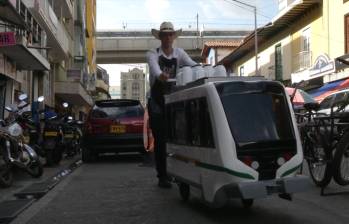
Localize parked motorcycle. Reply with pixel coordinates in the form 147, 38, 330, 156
20, 96, 45, 157
60, 103, 83, 158
42, 108, 63, 166
0, 94, 43, 187
0, 119, 13, 187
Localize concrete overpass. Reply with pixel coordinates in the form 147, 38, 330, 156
96, 30, 250, 64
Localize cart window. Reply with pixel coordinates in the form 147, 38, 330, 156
166, 98, 214, 148
216, 82, 294, 146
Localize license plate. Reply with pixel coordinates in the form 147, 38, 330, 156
64, 134, 74, 138
45, 131, 58, 137
110, 125, 126, 134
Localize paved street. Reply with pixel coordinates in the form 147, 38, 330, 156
0, 157, 80, 203
3, 154, 348, 224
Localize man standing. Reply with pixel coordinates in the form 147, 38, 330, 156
146, 21, 196, 188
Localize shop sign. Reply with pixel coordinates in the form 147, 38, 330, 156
309, 54, 335, 78
0, 32, 16, 47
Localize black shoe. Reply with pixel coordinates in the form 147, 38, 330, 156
158, 179, 172, 188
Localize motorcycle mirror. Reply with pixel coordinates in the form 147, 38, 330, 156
62, 102, 69, 108
38, 96, 45, 102
5, 106, 12, 112
18, 93, 28, 101
49, 115, 57, 120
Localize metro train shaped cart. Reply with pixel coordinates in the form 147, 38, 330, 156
165, 76, 311, 208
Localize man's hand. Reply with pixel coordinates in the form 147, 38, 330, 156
159, 72, 169, 81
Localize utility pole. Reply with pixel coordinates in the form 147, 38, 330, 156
228, 0, 258, 75
196, 13, 199, 49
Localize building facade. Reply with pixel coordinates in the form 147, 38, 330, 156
95, 65, 110, 100
0, 0, 95, 120
86, 0, 96, 92
120, 68, 146, 105
0, 0, 50, 118
221, 0, 349, 94
109, 85, 120, 99
23, 0, 93, 120
201, 40, 242, 66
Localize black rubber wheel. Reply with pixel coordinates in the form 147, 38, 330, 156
0, 146, 13, 187
53, 147, 63, 164
82, 147, 96, 163
178, 182, 190, 202
304, 129, 332, 187
333, 131, 349, 186
26, 160, 43, 178
0, 163, 13, 188
241, 199, 254, 208
46, 147, 62, 166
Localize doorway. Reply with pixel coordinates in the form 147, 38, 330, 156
0, 75, 7, 119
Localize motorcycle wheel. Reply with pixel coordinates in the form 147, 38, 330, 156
0, 146, 13, 188
26, 160, 43, 178
0, 163, 13, 188
46, 147, 62, 166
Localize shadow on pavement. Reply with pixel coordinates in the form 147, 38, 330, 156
92, 153, 144, 164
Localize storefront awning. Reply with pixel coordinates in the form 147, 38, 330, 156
308, 78, 349, 102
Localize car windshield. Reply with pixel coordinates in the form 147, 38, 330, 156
216, 82, 295, 147
91, 103, 144, 119
319, 95, 333, 110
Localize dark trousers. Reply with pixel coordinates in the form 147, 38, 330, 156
148, 100, 167, 180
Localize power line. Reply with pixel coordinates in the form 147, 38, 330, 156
222, 0, 273, 20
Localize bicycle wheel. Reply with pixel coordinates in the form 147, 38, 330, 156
305, 129, 332, 187
333, 131, 349, 186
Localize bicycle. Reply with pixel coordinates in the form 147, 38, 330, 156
297, 100, 349, 188
297, 103, 333, 187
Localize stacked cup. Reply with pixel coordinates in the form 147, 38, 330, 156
191, 64, 204, 80
181, 66, 193, 85
213, 64, 227, 77
203, 64, 214, 77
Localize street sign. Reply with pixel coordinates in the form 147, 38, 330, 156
0, 32, 16, 47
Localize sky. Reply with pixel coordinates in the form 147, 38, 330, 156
97, 0, 280, 86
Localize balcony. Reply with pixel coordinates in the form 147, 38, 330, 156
278, 0, 297, 11
0, 31, 50, 70
0, 0, 26, 26
55, 68, 93, 107
293, 50, 312, 73
52, 0, 73, 19
26, 0, 70, 61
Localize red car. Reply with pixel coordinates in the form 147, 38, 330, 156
82, 99, 145, 162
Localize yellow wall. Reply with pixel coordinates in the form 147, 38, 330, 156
233, 7, 321, 80
232, 1, 349, 82
86, 0, 96, 75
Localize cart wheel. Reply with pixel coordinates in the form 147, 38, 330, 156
179, 182, 190, 202
241, 199, 253, 208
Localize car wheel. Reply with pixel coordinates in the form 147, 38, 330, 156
82, 147, 96, 163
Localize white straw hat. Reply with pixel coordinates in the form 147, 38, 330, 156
151, 21, 182, 40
